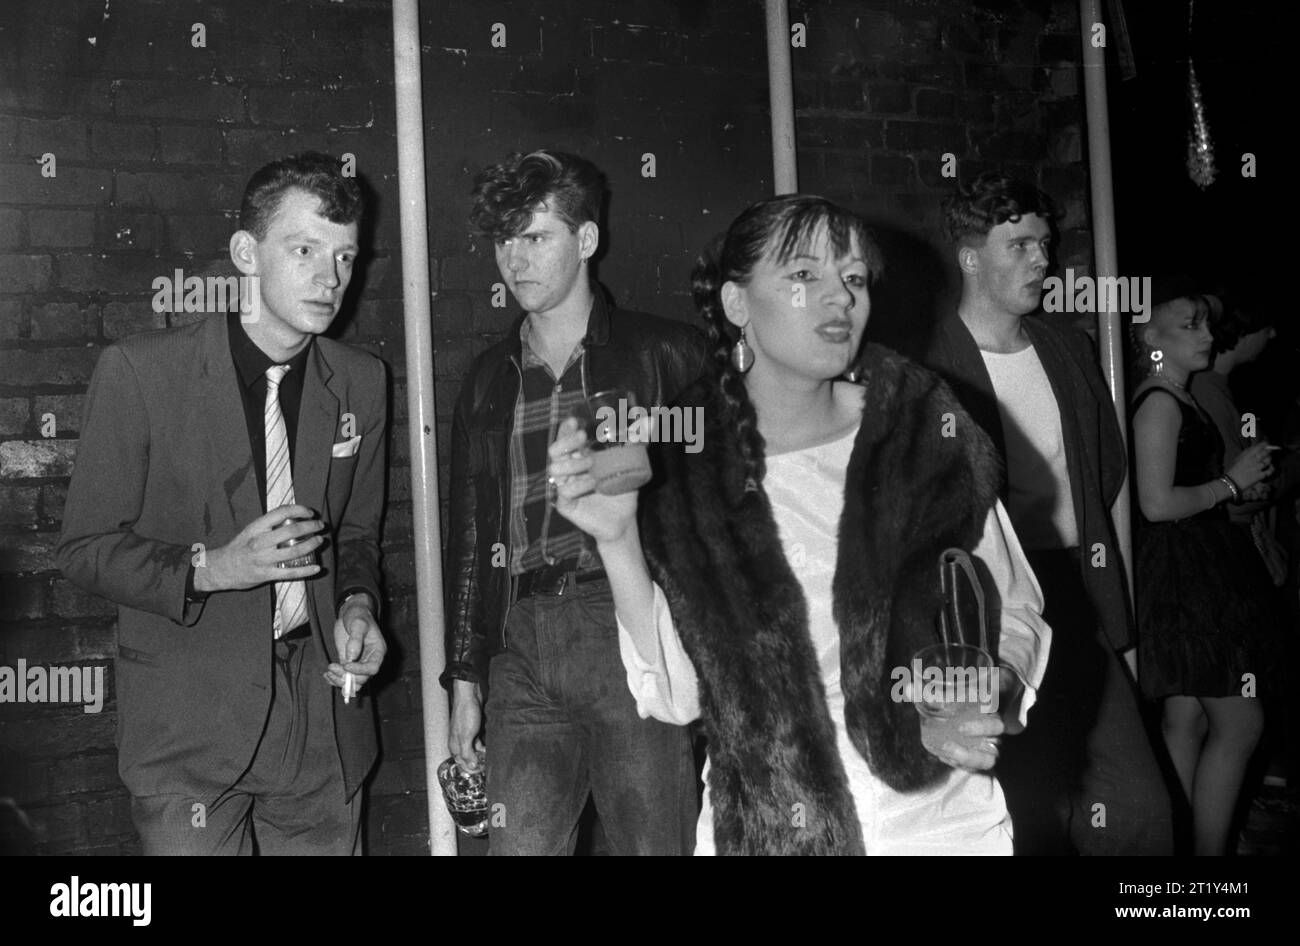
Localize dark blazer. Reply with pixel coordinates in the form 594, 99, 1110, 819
57, 314, 387, 802
922, 315, 1133, 652
441, 288, 706, 689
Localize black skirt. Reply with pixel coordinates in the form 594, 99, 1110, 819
1135, 515, 1280, 700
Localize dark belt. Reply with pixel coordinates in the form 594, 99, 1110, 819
279, 623, 312, 642
514, 562, 607, 599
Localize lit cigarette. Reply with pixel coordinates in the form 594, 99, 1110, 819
343, 671, 356, 704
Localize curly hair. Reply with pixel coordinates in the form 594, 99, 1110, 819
469, 150, 607, 240
1206, 291, 1272, 357
691, 194, 882, 488
238, 151, 363, 240
942, 172, 1056, 246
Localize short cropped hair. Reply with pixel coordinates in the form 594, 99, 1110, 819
942, 172, 1057, 247
238, 151, 364, 240
470, 150, 607, 241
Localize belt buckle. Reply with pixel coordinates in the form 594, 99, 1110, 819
553, 572, 568, 596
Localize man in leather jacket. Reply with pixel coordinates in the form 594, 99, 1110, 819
440, 150, 705, 854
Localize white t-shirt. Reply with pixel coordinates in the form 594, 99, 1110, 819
980, 345, 1079, 551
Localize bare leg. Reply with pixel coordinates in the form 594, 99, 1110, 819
1162, 696, 1207, 802
1192, 696, 1265, 856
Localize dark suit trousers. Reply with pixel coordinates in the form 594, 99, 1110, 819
998, 549, 1175, 855
130, 635, 360, 855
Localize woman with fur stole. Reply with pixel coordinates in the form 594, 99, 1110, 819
547, 195, 1051, 855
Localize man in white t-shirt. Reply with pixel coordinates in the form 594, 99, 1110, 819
923, 173, 1174, 855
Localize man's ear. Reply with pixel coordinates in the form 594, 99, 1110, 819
958, 245, 979, 276
577, 221, 599, 262
720, 280, 747, 329
230, 230, 259, 276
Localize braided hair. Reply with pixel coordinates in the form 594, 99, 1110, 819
690, 194, 882, 489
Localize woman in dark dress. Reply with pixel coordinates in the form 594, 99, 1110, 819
1131, 291, 1279, 855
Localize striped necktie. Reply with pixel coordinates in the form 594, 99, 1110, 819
265, 364, 308, 638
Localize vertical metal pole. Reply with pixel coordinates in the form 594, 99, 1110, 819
392, 0, 457, 856
1079, 0, 1136, 620
765, 0, 799, 193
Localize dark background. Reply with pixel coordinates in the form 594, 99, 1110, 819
1110, 1, 1291, 430
0, 0, 1277, 854
1112, 1, 1280, 288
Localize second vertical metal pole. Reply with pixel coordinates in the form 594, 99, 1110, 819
1080, 0, 1137, 647
765, 0, 799, 194
392, 0, 457, 855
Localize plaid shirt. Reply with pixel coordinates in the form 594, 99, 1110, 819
508, 317, 600, 575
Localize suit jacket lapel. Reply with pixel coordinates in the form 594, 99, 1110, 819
193, 315, 261, 537
936, 318, 1008, 473
294, 341, 338, 516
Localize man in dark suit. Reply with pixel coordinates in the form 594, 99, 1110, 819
922, 172, 1173, 855
57, 152, 388, 855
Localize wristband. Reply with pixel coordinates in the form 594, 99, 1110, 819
1218, 474, 1241, 503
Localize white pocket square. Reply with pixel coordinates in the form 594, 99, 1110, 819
332, 435, 361, 458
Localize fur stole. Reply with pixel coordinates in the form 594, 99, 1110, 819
639, 344, 1001, 855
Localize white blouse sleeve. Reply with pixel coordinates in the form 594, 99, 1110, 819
972, 500, 1052, 727
615, 581, 702, 726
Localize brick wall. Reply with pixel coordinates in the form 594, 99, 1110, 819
0, 0, 1089, 855
0, 0, 410, 855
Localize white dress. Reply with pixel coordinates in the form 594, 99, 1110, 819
618, 424, 1052, 855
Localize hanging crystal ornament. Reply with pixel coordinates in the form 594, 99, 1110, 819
1185, 0, 1216, 189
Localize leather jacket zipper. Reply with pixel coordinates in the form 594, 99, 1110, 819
498, 353, 525, 651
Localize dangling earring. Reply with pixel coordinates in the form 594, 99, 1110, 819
1150, 349, 1164, 375
730, 327, 754, 373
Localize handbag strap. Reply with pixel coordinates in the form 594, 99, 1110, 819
938, 548, 989, 653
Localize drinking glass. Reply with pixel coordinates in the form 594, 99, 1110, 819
276, 515, 318, 569
571, 389, 653, 495
437, 753, 489, 837
911, 642, 998, 721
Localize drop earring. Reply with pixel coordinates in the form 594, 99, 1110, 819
730, 327, 754, 373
